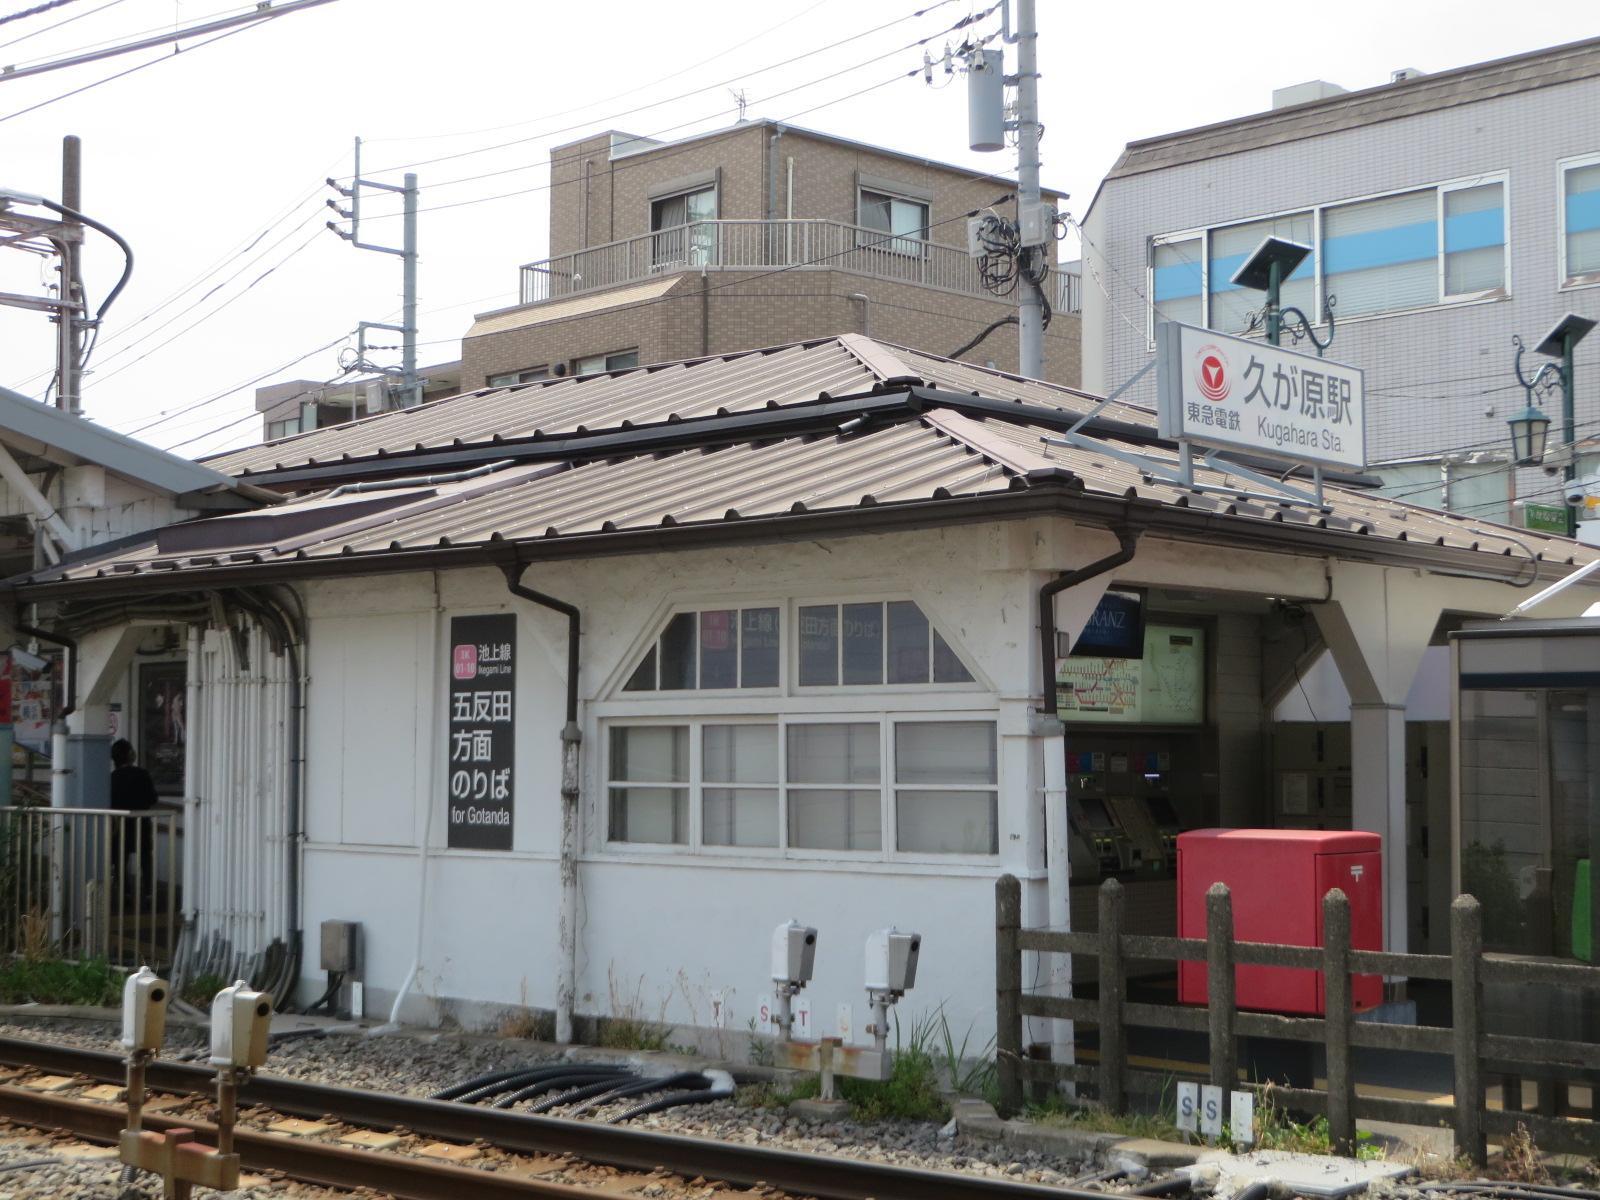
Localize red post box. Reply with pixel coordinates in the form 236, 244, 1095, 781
1177, 829, 1382, 1015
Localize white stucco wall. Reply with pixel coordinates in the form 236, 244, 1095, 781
297, 521, 1054, 1045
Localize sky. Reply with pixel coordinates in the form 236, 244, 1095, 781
0, 0, 1595, 459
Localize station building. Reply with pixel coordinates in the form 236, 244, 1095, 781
7, 333, 1597, 1051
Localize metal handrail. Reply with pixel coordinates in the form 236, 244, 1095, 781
0, 805, 182, 969
517, 218, 996, 306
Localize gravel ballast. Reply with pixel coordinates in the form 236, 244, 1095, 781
0, 1016, 1093, 1188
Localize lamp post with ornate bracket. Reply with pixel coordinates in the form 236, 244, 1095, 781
1510, 315, 1596, 538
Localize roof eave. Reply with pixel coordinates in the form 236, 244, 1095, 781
9, 480, 1576, 604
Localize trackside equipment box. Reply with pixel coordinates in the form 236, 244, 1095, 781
1177, 828, 1382, 1015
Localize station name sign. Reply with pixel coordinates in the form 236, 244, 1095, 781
446, 613, 516, 851
1156, 321, 1366, 471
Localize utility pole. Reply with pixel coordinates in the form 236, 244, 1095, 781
1013, 0, 1044, 381
59, 135, 84, 414
327, 137, 420, 410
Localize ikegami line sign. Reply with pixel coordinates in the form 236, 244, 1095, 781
1156, 321, 1367, 471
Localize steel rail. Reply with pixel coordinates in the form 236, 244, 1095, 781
0, 1083, 597, 1199
0, 1037, 1088, 1200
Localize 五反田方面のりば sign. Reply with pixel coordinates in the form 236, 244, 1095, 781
1156, 322, 1366, 471
446, 613, 516, 850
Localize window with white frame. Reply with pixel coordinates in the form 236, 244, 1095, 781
1562, 155, 1600, 288
603, 716, 997, 855
1150, 175, 1507, 337
624, 606, 781, 692
573, 349, 640, 375
796, 600, 973, 687
650, 185, 717, 268
858, 188, 929, 256
487, 366, 550, 387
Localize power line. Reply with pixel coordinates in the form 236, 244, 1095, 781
118, 329, 355, 439
0, 0, 335, 82
352, 0, 980, 180
411, 25, 959, 199
87, 225, 325, 390
0, 19, 254, 125
360, 0, 849, 146
0, 0, 116, 49
0, 0, 77, 27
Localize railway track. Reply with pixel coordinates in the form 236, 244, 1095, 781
0, 1035, 1093, 1200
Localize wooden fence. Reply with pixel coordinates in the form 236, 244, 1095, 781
995, 874, 1600, 1162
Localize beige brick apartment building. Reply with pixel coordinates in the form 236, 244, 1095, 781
461, 120, 1081, 388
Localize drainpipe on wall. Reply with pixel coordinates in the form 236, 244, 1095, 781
849, 293, 870, 338
502, 559, 582, 1045
1035, 527, 1140, 1067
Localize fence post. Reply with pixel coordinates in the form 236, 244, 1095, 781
1452, 895, 1485, 1165
1323, 888, 1354, 1155
996, 873, 1024, 1117
1206, 883, 1237, 1092
1098, 878, 1126, 1114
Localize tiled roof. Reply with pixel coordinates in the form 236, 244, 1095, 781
1105, 35, 1600, 181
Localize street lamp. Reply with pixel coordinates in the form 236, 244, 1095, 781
1511, 314, 1597, 536
1231, 236, 1335, 353
1507, 402, 1551, 467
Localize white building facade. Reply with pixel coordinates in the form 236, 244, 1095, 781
1080, 36, 1600, 526
15, 335, 1600, 1054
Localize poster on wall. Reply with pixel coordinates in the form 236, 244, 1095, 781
9, 649, 58, 755
446, 613, 516, 850
1056, 624, 1206, 725
139, 662, 187, 795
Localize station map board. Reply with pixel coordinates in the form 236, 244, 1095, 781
1056, 624, 1205, 725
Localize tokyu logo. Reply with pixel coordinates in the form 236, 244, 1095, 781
1194, 345, 1230, 402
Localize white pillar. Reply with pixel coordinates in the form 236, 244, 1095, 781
1313, 563, 1444, 957
1349, 701, 1409, 953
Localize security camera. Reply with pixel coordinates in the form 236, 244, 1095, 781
1566, 483, 1589, 508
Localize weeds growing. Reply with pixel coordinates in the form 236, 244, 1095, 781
0, 955, 121, 1005
598, 964, 670, 1052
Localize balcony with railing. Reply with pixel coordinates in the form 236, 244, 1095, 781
518, 219, 1081, 314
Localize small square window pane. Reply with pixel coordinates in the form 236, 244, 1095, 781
896, 790, 996, 854
887, 600, 930, 683
622, 645, 657, 691
1567, 162, 1600, 282
1208, 212, 1315, 334
740, 608, 780, 687
842, 602, 883, 685
799, 605, 838, 686
1444, 183, 1505, 296
699, 610, 738, 689
932, 629, 973, 683
1151, 237, 1204, 328
788, 723, 880, 784
610, 725, 689, 782
788, 789, 881, 850
659, 612, 697, 690
609, 786, 687, 843
704, 788, 778, 847
704, 724, 777, 783
896, 722, 996, 785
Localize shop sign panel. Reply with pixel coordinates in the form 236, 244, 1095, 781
1157, 321, 1366, 470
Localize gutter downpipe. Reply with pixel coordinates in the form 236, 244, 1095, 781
1035, 526, 1140, 1071
502, 558, 582, 1045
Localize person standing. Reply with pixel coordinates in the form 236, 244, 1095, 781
110, 739, 157, 901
